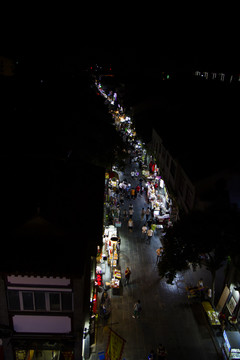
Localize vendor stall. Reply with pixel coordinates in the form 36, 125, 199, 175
202, 301, 221, 326
111, 269, 122, 295
222, 331, 240, 359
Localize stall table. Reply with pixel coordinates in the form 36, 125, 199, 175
202, 301, 220, 326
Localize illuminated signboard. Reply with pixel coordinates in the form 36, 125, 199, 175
223, 330, 231, 352
96, 273, 102, 287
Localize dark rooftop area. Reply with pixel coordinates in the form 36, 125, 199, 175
129, 73, 239, 181
0, 156, 105, 276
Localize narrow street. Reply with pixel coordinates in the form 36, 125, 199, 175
90, 156, 220, 360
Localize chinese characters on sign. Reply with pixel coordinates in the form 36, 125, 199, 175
105, 328, 126, 360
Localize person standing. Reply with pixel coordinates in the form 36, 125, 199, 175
198, 278, 204, 300
128, 207, 134, 218
156, 344, 167, 360
156, 248, 162, 264
132, 300, 142, 319
147, 228, 153, 244
124, 267, 131, 285
128, 218, 133, 232
198, 278, 204, 288
145, 207, 150, 221
136, 185, 140, 197
142, 224, 147, 240
131, 188, 135, 199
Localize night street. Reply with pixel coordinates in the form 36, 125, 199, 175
91, 159, 221, 360
1, 54, 240, 360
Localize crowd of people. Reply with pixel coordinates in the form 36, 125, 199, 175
113, 144, 167, 357
102, 111, 170, 358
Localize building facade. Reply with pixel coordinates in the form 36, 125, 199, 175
152, 128, 196, 213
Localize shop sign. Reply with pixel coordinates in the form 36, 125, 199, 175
106, 328, 126, 360
92, 294, 97, 314
96, 273, 102, 287
223, 331, 231, 352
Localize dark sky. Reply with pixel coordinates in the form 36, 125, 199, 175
16, 51, 240, 76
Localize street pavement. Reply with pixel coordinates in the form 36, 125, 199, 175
90, 160, 221, 360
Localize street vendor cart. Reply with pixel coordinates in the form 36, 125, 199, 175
186, 285, 205, 299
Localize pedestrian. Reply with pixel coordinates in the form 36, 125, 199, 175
131, 188, 135, 199
147, 228, 153, 244
151, 207, 155, 218
128, 218, 133, 232
147, 217, 153, 229
131, 171, 135, 179
156, 248, 163, 264
198, 278, 204, 288
136, 185, 140, 197
148, 350, 155, 360
156, 344, 167, 360
145, 207, 150, 221
198, 278, 204, 300
142, 224, 147, 239
124, 267, 131, 285
132, 300, 142, 319
128, 207, 134, 218
119, 194, 124, 205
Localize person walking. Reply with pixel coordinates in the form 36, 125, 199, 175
141, 208, 145, 220
147, 228, 153, 244
142, 224, 147, 240
128, 218, 133, 232
124, 267, 131, 285
145, 207, 150, 221
156, 344, 167, 360
136, 185, 140, 197
148, 350, 156, 360
147, 217, 153, 229
132, 300, 142, 319
156, 248, 162, 264
131, 188, 135, 199
128, 207, 134, 218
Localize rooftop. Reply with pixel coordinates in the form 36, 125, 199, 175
0, 156, 105, 276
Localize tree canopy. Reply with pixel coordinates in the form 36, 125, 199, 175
158, 205, 240, 288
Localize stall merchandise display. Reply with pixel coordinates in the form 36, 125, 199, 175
202, 301, 221, 326
114, 269, 121, 280
110, 268, 122, 295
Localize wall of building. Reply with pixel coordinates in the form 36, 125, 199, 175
152, 128, 196, 213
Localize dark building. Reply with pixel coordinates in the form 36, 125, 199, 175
0, 155, 105, 360
116, 61, 240, 214
0, 55, 109, 359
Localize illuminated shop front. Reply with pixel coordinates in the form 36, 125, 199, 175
15, 349, 74, 360
217, 284, 240, 319
222, 331, 240, 360
96, 225, 122, 296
